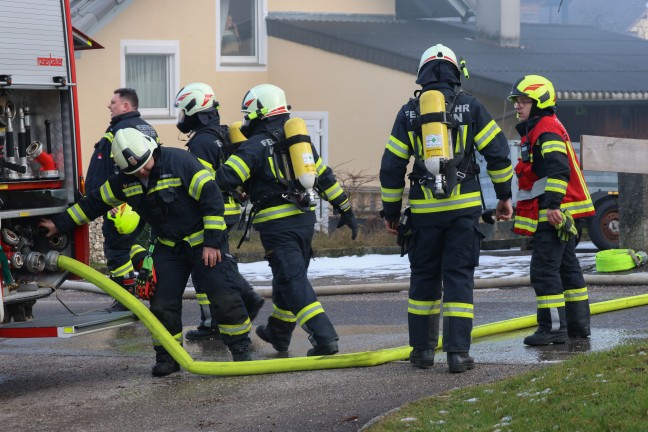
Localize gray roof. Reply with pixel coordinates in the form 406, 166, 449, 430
267, 13, 648, 102
70, 0, 128, 34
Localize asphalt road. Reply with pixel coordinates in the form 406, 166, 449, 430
1, 281, 647, 431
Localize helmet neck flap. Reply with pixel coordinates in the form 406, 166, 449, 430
416, 60, 461, 88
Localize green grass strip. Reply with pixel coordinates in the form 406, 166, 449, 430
366, 340, 648, 432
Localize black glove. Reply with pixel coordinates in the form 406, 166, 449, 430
396, 207, 412, 257
337, 208, 358, 240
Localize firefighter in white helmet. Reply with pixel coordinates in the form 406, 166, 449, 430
380, 44, 514, 373
217, 83, 358, 356
174, 82, 265, 341
508, 74, 594, 346
40, 127, 253, 376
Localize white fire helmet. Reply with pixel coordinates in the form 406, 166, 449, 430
112, 128, 157, 174
240, 84, 290, 120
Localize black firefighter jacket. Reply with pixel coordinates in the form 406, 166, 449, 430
54, 147, 227, 250
85, 111, 159, 194
380, 84, 513, 222
217, 116, 351, 231
185, 118, 241, 226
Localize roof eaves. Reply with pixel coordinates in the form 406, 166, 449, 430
558, 91, 648, 102
267, 12, 397, 24
71, 0, 131, 36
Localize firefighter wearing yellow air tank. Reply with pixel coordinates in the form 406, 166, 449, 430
380, 44, 514, 373
217, 83, 358, 357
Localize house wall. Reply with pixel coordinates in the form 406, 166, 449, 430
75, 6, 519, 192
267, 38, 414, 186
74, 0, 400, 265
75, 0, 235, 161
74, 0, 396, 177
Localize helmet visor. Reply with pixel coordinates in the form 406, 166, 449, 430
176, 109, 185, 125
120, 148, 152, 174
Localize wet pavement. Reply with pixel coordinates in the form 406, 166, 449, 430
1, 276, 647, 431
2, 242, 648, 430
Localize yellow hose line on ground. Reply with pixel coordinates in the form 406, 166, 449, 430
58, 256, 648, 376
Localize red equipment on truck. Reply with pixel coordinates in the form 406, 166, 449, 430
0, 0, 134, 337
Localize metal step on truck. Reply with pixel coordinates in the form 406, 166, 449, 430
478, 140, 618, 251
0, 0, 137, 338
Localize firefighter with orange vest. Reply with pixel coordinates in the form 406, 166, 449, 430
509, 75, 595, 346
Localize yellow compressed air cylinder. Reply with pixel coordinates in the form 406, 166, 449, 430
285, 117, 317, 190
420, 90, 451, 176
229, 121, 247, 144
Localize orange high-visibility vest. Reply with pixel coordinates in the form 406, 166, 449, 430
514, 114, 594, 236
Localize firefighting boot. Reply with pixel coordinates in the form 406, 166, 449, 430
566, 299, 591, 338
241, 284, 265, 321
185, 294, 220, 341
24, 299, 36, 321
185, 326, 221, 341
409, 313, 439, 369
307, 340, 339, 356
107, 274, 137, 312
303, 314, 339, 356
228, 337, 252, 361
410, 349, 435, 368
524, 307, 568, 346
256, 316, 296, 352
152, 347, 180, 377
447, 352, 475, 373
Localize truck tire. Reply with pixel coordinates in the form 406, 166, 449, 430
587, 197, 619, 250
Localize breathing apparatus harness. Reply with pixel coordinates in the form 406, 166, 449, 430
236, 121, 319, 248
406, 87, 480, 199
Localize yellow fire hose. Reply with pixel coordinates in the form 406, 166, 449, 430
58, 255, 648, 376
595, 249, 648, 273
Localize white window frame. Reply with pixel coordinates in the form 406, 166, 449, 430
216, 0, 268, 72
120, 40, 180, 123
292, 111, 330, 232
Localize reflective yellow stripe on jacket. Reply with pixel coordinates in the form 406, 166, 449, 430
254, 203, 313, 224
158, 230, 206, 248
410, 191, 482, 214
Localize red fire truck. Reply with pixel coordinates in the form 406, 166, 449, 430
0, 0, 134, 337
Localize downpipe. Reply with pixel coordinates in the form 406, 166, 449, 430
57, 255, 648, 376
